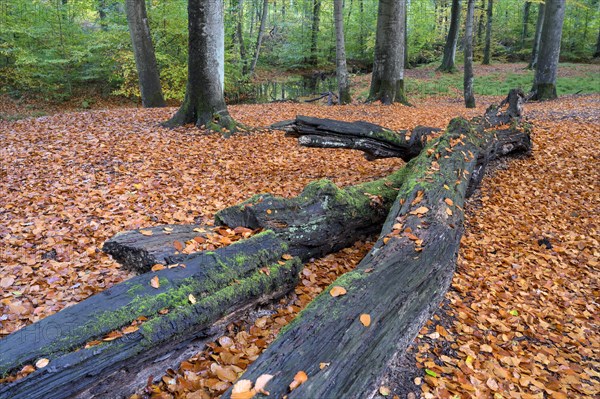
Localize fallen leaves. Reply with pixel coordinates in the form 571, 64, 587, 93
289, 370, 308, 392
329, 286, 347, 297
360, 313, 371, 327
150, 276, 160, 289
34, 358, 49, 369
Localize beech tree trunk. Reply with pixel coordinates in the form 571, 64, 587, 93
521, 1, 531, 49
164, 0, 235, 133
528, 3, 545, 69
464, 0, 476, 108
222, 102, 531, 399
438, 0, 461, 73
482, 0, 493, 65
531, 0, 565, 100
369, 0, 408, 104
595, 27, 600, 58
334, 0, 352, 104
307, 0, 321, 67
125, 0, 165, 108
237, 0, 248, 75
248, 0, 268, 77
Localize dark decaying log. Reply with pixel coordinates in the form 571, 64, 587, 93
102, 224, 209, 273
275, 115, 440, 160
483, 88, 526, 127
0, 232, 301, 399
222, 117, 531, 399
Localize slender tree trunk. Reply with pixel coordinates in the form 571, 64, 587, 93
438, 0, 461, 72
528, 3, 545, 69
307, 0, 321, 66
164, 0, 235, 133
248, 0, 268, 76
521, 1, 530, 49
531, 0, 565, 100
482, 0, 492, 64
334, 0, 351, 104
125, 0, 166, 108
594, 26, 600, 58
464, 0, 476, 108
477, 0, 485, 43
369, 0, 408, 105
237, 0, 248, 75
359, 0, 365, 60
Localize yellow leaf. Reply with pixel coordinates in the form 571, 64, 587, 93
123, 325, 139, 334
35, 358, 49, 369
360, 313, 371, 327
329, 286, 347, 297
140, 229, 153, 236
446, 208, 453, 216
133, 183, 143, 190
379, 386, 391, 396
188, 294, 197, 304
466, 355, 474, 365
150, 276, 160, 289
151, 264, 166, 271
254, 374, 274, 395
231, 379, 255, 399
282, 253, 293, 260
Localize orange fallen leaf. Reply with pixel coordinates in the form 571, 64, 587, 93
409, 206, 429, 216
319, 362, 330, 370
255, 374, 274, 395
289, 371, 308, 391
173, 240, 184, 251
360, 313, 371, 327
444, 198, 454, 206
379, 386, 391, 396
150, 276, 160, 289
151, 264, 166, 271
140, 229, 153, 236
329, 286, 347, 297
35, 358, 49, 369
231, 379, 255, 399
282, 254, 293, 260
123, 325, 139, 334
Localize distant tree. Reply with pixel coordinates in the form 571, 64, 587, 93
236, 0, 248, 74
482, 0, 493, 64
521, 1, 531, 49
528, 2, 545, 69
164, 0, 235, 133
531, 0, 566, 100
594, 26, 600, 58
125, 0, 165, 108
248, 0, 268, 76
369, 0, 408, 104
438, 0, 461, 73
464, 0, 476, 108
334, 0, 351, 104
308, 0, 321, 67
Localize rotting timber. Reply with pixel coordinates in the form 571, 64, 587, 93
0, 91, 531, 399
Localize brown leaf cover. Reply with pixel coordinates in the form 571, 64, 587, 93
1, 95, 598, 399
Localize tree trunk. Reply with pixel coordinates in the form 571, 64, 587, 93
438, 0, 461, 72
595, 27, 600, 58
0, 232, 302, 399
464, 0, 476, 108
307, 0, 321, 67
531, 0, 565, 101
248, 0, 268, 77
164, 0, 235, 134
369, 0, 408, 105
477, 0, 485, 43
237, 0, 248, 75
521, 1, 531, 49
528, 3, 545, 69
482, 0, 492, 64
334, 0, 351, 104
125, 0, 166, 108
222, 104, 531, 399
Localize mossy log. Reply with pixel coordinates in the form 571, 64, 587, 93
275, 115, 440, 160
221, 117, 531, 399
0, 232, 301, 399
102, 224, 209, 273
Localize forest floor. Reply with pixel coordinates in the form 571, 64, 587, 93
1, 88, 599, 397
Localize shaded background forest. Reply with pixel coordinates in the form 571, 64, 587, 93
1, 0, 599, 104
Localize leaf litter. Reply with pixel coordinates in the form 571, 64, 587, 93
1, 95, 598, 398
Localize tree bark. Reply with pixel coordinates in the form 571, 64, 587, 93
482, 0, 492, 64
248, 0, 268, 77
531, 0, 565, 100
222, 108, 531, 399
438, 0, 461, 73
334, 0, 352, 104
369, 0, 408, 105
528, 3, 545, 69
595, 27, 600, 58
125, 0, 165, 108
464, 0, 476, 108
237, 0, 248, 75
0, 232, 301, 399
164, 0, 235, 134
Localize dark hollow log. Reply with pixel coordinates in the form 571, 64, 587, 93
102, 223, 209, 273
0, 232, 301, 399
276, 115, 439, 161
222, 117, 531, 399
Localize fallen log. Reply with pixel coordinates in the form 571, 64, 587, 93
221, 117, 531, 399
277, 115, 440, 161
0, 232, 301, 399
